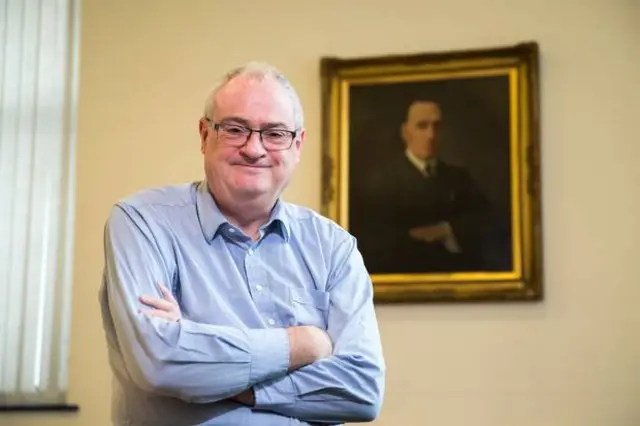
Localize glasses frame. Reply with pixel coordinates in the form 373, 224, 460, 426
205, 118, 298, 151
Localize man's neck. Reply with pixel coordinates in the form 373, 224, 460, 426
405, 149, 438, 177
215, 192, 277, 240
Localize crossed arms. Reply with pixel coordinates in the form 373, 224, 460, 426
101, 205, 385, 423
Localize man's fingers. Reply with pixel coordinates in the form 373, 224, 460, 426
157, 282, 178, 304
409, 229, 426, 239
138, 284, 181, 322
139, 283, 178, 311
139, 295, 174, 311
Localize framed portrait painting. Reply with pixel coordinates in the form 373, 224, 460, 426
320, 42, 543, 303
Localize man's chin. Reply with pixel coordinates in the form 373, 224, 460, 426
232, 184, 269, 199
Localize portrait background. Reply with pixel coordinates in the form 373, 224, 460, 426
348, 75, 514, 273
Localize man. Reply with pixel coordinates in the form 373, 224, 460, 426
98, 62, 385, 425
351, 100, 490, 274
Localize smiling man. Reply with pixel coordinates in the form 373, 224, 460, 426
98, 62, 385, 426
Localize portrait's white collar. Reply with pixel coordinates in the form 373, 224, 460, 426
405, 149, 437, 176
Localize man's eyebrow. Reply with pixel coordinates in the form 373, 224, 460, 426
219, 116, 250, 126
219, 117, 292, 129
261, 121, 291, 129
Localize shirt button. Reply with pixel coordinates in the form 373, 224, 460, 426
267, 318, 276, 326
247, 248, 254, 256
256, 284, 263, 292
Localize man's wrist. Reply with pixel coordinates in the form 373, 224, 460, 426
253, 374, 297, 409
233, 388, 255, 406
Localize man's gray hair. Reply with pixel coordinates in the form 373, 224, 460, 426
203, 61, 304, 128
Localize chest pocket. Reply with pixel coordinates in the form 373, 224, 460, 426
287, 287, 330, 329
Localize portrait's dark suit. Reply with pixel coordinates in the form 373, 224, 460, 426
350, 151, 491, 274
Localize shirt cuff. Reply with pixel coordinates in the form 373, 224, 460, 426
253, 374, 297, 409
246, 328, 290, 385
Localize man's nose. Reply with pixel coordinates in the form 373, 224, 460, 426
425, 125, 435, 139
240, 131, 267, 157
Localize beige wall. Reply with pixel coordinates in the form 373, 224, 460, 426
8, 0, 640, 425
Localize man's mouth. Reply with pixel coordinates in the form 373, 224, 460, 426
235, 164, 269, 169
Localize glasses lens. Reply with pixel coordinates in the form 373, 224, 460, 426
262, 130, 293, 149
217, 123, 294, 150
219, 124, 249, 142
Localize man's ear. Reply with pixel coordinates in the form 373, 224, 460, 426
400, 122, 408, 143
292, 129, 306, 164
295, 129, 306, 150
199, 119, 209, 153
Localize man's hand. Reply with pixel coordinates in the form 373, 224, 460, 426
287, 326, 333, 371
409, 222, 452, 243
230, 388, 255, 406
139, 283, 182, 322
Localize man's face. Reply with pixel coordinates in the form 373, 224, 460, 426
401, 101, 442, 160
199, 76, 305, 202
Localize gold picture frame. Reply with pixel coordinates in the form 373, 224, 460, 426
320, 42, 543, 303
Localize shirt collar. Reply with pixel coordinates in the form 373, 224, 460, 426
195, 180, 291, 243
405, 149, 437, 176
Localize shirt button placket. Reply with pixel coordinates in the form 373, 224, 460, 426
246, 246, 266, 301
245, 245, 279, 327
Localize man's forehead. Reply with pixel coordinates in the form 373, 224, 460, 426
214, 76, 294, 123
218, 76, 285, 102
407, 101, 441, 122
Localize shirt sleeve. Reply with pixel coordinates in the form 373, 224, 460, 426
101, 204, 290, 403
252, 234, 386, 423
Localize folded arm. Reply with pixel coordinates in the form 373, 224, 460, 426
101, 204, 291, 403
252, 235, 386, 423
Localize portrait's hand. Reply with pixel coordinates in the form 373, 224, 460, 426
139, 283, 182, 322
408, 222, 452, 243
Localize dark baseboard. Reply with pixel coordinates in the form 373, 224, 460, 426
0, 403, 79, 413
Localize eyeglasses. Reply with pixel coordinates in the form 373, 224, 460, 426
205, 118, 298, 151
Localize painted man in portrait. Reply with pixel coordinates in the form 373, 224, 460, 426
351, 100, 491, 275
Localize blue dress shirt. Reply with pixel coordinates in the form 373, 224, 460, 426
98, 180, 385, 425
